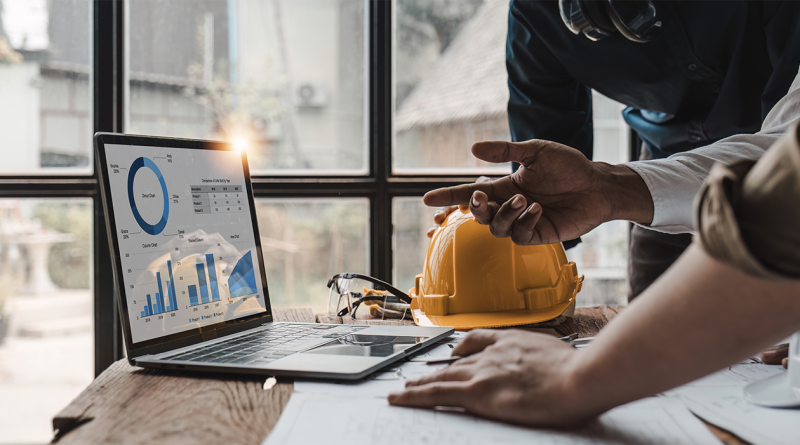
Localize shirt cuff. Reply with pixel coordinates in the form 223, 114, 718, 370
624, 160, 701, 234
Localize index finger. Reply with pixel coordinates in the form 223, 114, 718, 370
388, 382, 470, 408
452, 330, 503, 357
423, 182, 495, 207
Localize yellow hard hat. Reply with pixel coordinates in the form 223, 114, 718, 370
409, 208, 583, 330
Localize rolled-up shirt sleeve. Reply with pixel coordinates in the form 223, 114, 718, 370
625, 66, 800, 233
695, 119, 800, 279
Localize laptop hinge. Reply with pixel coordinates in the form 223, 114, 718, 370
200, 329, 218, 342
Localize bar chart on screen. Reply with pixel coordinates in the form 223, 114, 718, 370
139, 260, 180, 317
188, 253, 223, 306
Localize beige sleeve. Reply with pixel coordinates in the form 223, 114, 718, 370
696, 119, 800, 280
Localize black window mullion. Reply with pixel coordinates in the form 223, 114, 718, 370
93, 0, 125, 376
0, 179, 96, 197
371, 0, 392, 282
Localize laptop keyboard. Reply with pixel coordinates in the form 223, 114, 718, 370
162, 323, 366, 366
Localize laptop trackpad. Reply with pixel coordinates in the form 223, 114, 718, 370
303, 334, 428, 357
263, 335, 429, 375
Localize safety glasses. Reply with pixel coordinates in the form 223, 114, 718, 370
326, 273, 411, 319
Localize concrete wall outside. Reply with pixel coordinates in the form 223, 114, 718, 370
0, 62, 40, 172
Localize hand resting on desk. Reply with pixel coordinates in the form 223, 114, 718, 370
388, 329, 584, 427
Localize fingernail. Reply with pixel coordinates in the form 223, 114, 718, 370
527, 202, 540, 213
472, 196, 480, 207
512, 195, 525, 209
387, 393, 397, 402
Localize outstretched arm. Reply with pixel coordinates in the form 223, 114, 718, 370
423, 140, 653, 245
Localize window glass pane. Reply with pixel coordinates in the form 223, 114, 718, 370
255, 198, 369, 314
0, 0, 92, 174
0, 198, 93, 443
394, 0, 511, 174
129, 0, 367, 175
392, 197, 436, 294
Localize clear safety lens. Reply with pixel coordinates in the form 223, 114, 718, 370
326, 273, 410, 319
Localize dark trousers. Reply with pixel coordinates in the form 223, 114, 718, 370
627, 225, 692, 301
627, 142, 693, 301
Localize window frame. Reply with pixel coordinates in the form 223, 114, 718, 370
0, 0, 502, 376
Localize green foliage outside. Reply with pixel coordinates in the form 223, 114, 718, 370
32, 201, 92, 289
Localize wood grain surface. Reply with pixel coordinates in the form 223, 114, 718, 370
52, 306, 746, 445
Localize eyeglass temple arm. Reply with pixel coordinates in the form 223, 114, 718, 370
326, 272, 411, 303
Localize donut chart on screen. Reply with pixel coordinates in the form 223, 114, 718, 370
127, 156, 169, 235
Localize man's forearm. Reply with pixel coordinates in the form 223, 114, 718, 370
563, 242, 800, 419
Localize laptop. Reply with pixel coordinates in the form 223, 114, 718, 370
95, 133, 453, 380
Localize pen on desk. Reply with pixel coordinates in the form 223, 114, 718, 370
570, 336, 595, 348
557, 333, 579, 342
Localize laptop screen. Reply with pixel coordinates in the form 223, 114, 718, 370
103, 142, 268, 344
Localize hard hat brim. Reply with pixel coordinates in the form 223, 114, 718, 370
412, 296, 576, 330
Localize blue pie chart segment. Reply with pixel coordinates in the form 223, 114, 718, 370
127, 157, 169, 235
228, 251, 258, 298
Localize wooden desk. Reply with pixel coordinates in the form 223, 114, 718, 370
52, 306, 743, 445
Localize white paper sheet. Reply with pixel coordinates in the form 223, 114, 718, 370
263, 393, 720, 445
668, 363, 800, 445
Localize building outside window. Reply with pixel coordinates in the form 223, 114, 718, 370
128, 0, 367, 174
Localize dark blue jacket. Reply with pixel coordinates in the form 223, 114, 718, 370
507, 0, 800, 160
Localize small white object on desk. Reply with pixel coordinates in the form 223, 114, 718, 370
263, 377, 277, 391
744, 330, 800, 408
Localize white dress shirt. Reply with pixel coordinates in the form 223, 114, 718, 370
625, 66, 800, 234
